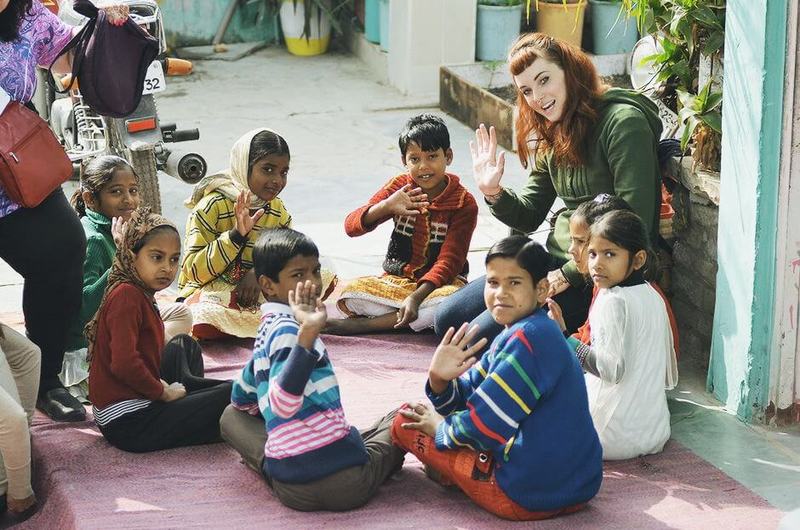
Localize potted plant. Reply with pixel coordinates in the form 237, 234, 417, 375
620, 0, 725, 170
476, 0, 524, 62
530, 0, 587, 48
678, 81, 722, 171
268, 0, 353, 56
588, 0, 637, 55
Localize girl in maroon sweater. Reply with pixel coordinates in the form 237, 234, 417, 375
86, 208, 231, 452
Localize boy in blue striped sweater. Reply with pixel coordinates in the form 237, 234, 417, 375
392, 236, 603, 520
220, 228, 405, 511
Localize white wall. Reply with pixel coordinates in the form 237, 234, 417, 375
388, 0, 477, 99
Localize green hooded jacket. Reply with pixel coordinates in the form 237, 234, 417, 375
488, 88, 662, 286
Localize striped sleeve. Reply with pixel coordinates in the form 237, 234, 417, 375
426, 354, 488, 416
231, 358, 261, 416
178, 194, 243, 291
433, 328, 544, 455
267, 335, 325, 419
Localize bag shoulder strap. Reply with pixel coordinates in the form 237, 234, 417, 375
48, 0, 101, 94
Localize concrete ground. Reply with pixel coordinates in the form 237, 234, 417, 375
2, 46, 799, 518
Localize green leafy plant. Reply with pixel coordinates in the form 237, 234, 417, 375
620, 0, 725, 94
677, 80, 722, 169
621, 0, 726, 169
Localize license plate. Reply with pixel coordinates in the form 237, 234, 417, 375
142, 61, 166, 95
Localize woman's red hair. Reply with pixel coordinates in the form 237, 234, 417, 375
509, 33, 607, 168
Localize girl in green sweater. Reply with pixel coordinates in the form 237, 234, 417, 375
436, 32, 663, 346
62, 156, 193, 402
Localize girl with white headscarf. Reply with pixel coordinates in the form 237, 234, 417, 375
178, 129, 334, 339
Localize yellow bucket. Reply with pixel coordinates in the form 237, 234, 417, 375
279, 0, 332, 56
535, 1, 587, 48
284, 35, 332, 56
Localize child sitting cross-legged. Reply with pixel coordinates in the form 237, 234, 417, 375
220, 228, 406, 511
62, 156, 193, 405
562, 210, 677, 460
392, 236, 603, 521
87, 208, 232, 452
329, 114, 478, 334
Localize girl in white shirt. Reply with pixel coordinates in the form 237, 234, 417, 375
575, 210, 678, 460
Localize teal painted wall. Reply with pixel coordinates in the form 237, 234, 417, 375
708, 0, 788, 421
159, 0, 279, 48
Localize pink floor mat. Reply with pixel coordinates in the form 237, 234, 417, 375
19, 332, 783, 529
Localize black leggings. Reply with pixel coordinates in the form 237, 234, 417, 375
0, 190, 86, 393
99, 335, 232, 453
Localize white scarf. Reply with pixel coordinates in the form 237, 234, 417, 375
185, 127, 276, 209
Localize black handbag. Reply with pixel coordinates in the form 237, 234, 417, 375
50, 0, 159, 118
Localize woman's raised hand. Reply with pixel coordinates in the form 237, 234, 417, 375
383, 184, 430, 216
234, 191, 265, 237
469, 124, 506, 196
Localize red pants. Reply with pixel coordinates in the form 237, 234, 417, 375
390, 411, 586, 521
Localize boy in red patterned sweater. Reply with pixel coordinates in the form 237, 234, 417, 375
329, 114, 478, 334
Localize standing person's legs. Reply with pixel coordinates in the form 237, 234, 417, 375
270, 409, 406, 511
0, 191, 86, 421
99, 382, 233, 452
0, 348, 34, 503
0, 325, 40, 423
219, 405, 267, 473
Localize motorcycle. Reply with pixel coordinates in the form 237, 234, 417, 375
35, 0, 208, 186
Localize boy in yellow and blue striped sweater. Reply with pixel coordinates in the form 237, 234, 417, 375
392, 236, 603, 521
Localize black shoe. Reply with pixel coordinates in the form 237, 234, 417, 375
37, 387, 86, 422
0, 494, 6, 515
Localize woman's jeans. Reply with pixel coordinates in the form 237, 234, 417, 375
434, 274, 592, 348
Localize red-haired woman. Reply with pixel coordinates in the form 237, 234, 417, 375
435, 32, 663, 344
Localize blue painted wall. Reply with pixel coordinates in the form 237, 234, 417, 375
708, 0, 788, 421
159, 0, 279, 48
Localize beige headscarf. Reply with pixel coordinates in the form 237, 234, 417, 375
184, 128, 278, 209
85, 207, 176, 360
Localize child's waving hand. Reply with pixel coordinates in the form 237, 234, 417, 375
289, 280, 327, 335
234, 191, 265, 237
428, 323, 487, 393
384, 184, 430, 216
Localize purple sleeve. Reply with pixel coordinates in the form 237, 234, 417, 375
32, 2, 74, 68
